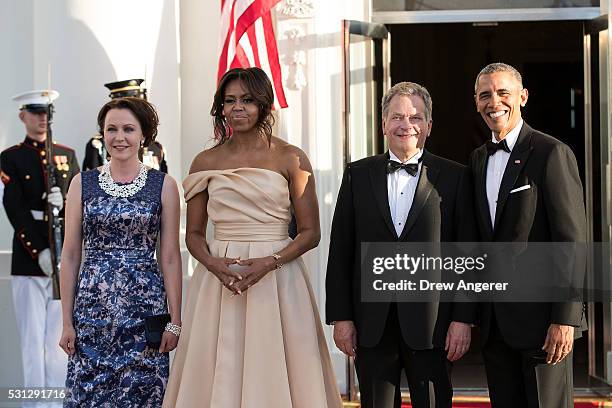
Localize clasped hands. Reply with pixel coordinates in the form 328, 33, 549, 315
207, 255, 276, 295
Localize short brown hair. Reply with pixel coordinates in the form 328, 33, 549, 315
97, 97, 159, 147
211, 67, 274, 145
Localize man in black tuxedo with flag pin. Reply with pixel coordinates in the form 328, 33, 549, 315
326, 82, 476, 408
469, 62, 586, 408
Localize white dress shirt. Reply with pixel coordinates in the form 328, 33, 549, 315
486, 120, 523, 226
388, 149, 423, 237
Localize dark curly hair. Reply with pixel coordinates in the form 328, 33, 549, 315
211, 67, 274, 145
97, 97, 159, 147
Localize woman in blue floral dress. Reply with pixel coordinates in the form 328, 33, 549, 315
58, 97, 182, 407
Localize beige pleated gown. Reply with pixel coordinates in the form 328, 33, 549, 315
163, 168, 342, 408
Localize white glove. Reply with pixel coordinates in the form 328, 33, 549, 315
38, 248, 53, 276
47, 186, 64, 210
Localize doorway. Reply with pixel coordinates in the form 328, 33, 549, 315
387, 20, 588, 390
388, 21, 584, 168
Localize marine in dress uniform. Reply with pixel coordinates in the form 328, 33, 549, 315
1, 90, 79, 396
82, 79, 168, 172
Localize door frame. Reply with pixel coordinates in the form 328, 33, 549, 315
342, 19, 390, 166
372, 7, 600, 24
584, 14, 612, 392
341, 19, 391, 400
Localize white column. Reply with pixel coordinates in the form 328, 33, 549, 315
0, 0, 35, 250
179, 0, 219, 172
30, 0, 182, 177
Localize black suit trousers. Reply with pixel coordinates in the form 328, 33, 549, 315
483, 314, 574, 408
355, 304, 452, 408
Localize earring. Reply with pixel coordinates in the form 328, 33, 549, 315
140, 139, 144, 148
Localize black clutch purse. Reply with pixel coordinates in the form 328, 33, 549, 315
144, 313, 170, 349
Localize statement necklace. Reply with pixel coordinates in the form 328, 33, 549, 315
98, 162, 148, 198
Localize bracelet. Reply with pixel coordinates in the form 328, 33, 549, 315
165, 322, 181, 337
271, 253, 283, 270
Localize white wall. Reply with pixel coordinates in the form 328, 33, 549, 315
0, 0, 35, 251
179, 0, 219, 167
0, 0, 35, 386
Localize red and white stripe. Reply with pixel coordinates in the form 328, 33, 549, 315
218, 0, 288, 109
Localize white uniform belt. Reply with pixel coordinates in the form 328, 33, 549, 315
30, 210, 44, 221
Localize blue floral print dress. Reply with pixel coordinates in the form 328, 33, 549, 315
64, 167, 168, 407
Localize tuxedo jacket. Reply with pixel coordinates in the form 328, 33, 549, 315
468, 123, 587, 349
325, 150, 476, 349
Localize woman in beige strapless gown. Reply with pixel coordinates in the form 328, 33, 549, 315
163, 68, 342, 408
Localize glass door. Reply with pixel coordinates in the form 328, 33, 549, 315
341, 19, 390, 401
343, 20, 390, 165
585, 13, 612, 391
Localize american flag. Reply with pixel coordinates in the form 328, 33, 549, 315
218, 0, 288, 109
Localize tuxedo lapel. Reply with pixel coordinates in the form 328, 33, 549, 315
399, 151, 438, 241
369, 152, 397, 238
474, 146, 493, 240
493, 124, 533, 232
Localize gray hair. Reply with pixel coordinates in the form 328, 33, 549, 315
381, 81, 432, 121
474, 62, 523, 92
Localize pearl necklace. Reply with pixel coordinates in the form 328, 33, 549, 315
98, 162, 148, 198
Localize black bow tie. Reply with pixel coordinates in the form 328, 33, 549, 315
486, 139, 511, 156
387, 160, 419, 176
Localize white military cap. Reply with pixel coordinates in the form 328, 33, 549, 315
12, 90, 60, 112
